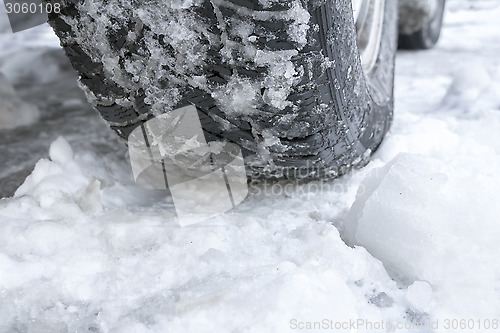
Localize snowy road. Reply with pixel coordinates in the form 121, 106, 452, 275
1, 1, 500, 332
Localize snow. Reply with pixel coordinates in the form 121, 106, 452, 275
0, 19, 65, 130
48, 136, 74, 165
407, 281, 434, 314
56, 0, 310, 120
0, 72, 40, 129
0, 46, 67, 85
345, 153, 500, 319
1, 1, 500, 332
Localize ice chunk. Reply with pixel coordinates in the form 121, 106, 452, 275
15, 137, 88, 201
346, 153, 500, 317
211, 77, 259, 116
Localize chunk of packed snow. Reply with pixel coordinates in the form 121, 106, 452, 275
49, 136, 74, 165
346, 153, 500, 319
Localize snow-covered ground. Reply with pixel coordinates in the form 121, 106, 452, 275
1, 1, 500, 332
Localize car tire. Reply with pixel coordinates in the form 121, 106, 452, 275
46, 0, 398, 179
399, 0, 445, 50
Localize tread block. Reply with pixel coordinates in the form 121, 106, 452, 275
96, 103, 138, 123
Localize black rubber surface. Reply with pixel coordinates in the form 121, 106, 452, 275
399, 0, 446, 50
46, 0, 397, 179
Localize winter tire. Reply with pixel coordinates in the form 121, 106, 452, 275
46, 0, 398, 179
398, 0, 445, 50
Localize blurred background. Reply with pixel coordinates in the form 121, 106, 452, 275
0, 10, 122, 198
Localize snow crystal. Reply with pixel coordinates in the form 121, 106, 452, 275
211, 76, 259, 115
56, 0, 311, 120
